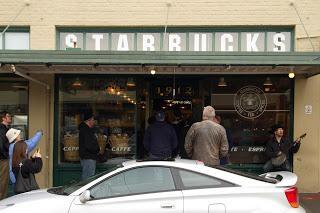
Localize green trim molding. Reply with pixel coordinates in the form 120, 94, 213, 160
0, 50, 320, 65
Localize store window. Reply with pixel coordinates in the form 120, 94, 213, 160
0, 79, 29, 138
58, 76, 137, 164
211, 75, 292, 164
4, 32, 30, 50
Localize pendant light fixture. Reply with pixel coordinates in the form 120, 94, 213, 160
126, 77, 136, 87
218, 77, 227, 87
263, 77, 273, 86
72, 77, 82, 88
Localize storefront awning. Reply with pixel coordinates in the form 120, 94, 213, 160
0, 50, 320, 76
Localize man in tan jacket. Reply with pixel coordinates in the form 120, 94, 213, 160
185, 106, 229, 166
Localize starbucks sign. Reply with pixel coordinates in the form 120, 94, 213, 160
234, 86, 267, 119
59, 29, 292, 52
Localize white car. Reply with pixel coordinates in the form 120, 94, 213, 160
0, 159, 305, 213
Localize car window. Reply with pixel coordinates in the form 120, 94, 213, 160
178, 169, 234, 189
60, 164, 123, 195
90, 166, 175, 199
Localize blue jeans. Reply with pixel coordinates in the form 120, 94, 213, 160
80, 159, 96, 181
263, 159, 292, 173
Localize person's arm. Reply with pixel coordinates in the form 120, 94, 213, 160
184, 124, 195, 158
219, 128, 229, 158
143, 128, 151, 152
9, 143, 16, 183
171, 128, 178, 157
25, 131, 43, 153
0, 129, 8, 153
291, 141, 301, 153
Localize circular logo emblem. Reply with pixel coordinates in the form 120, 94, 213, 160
234, 86, 267, 119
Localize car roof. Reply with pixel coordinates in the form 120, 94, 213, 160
122, 159, 205, 167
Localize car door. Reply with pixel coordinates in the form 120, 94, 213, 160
69, 166, 183, 213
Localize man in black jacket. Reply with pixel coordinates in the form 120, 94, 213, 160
79, 111, 99, 180
143, 111, 178, 160
0, 111, 12, 200
263, 124, 301, 172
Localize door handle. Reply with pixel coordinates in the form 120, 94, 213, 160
160, 203, 175, 209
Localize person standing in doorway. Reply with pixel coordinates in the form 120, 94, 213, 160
79, 111, 99, 180
185, 106, 229, 166
215, 115, 233, 165
0, 111, 12, 200
143, 111, 178, 160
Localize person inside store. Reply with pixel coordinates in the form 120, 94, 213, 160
215, 115, 233, 165
7, 128, 43, 192
79, 110, 100, 180
0, 111, 12, 200
185, 106, 229, 166
263, 124, 301, 172
9, 130, 42, 194
171, 108, 191, 159
143, 110, 178, 160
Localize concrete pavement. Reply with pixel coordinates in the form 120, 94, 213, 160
300, 193, 320, 213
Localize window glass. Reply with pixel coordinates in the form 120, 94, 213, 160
0, 34, 2, 49
90, 166, 175, 198
211, 76, 291, 164
0, 80, 28, 138
58, 76, 137, 164
60, 33, 83, 50
5, 32, 30, 50
178, 169, 232, 189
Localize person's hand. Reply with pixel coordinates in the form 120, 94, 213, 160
32, 148, 41, 158
295, 138, 301, 144
33, 151, 42, 158
277, 151, 282, 156
37, 130, 44, 135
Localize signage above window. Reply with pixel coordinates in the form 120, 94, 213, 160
58, 28, 293, 52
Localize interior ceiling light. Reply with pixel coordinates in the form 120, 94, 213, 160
218, 77, 227, 87
72, 77, 82, 88
263, 77, 273, 86
126, 77, 136, 87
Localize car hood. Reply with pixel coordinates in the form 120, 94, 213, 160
0, 189, 76, 213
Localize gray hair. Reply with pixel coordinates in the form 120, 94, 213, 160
203, 106, 216, 120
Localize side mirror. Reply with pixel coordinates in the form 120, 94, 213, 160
79, 190, 91, 203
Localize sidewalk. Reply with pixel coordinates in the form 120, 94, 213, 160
300, 193, 320, 213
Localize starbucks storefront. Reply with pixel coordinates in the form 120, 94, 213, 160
1, 28, 319, 188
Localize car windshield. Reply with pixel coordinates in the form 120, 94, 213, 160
48, 164, 123, 195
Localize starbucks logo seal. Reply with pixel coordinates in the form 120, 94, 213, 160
234, 86, 267, 119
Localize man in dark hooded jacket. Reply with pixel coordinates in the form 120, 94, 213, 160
0, 111, 12, 200
79, 111, 99, 180
143, 111, 178, 159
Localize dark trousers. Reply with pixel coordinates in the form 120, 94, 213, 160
0, 159, 9, 200
263, 159, 292, 173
